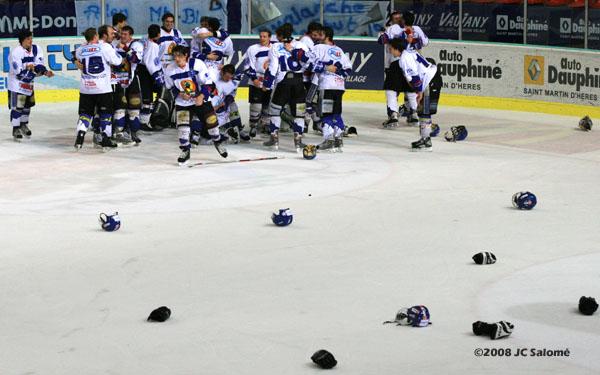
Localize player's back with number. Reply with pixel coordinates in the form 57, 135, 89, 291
265, 39, 309, 86
76, 40, 122, 94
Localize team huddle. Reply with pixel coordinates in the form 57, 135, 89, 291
7, 10, 443, 162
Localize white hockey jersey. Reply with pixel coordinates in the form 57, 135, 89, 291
399, 50, 437, 93
141, 38, 164, 84
299, 35, 315, 50
240, 42, 271, 88
158, 27, 187, 68
210, 76, 238, 114
114, 39, 144, 88
164, 58, 213, 107
381, 24, 429, 67
192, 35, 234, 82
263, 40, 310, 89
8, 44, 47, 96
75, 41, 123, 95
299, 35, 317, 82
309, 43, 352, 91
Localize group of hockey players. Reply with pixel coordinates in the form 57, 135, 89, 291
7, 9, 441, 162
378, 10, 443, 151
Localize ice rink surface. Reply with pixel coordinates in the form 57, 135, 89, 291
1, 101, 600, 374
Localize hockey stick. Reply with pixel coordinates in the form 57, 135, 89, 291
186, 156, 284, 167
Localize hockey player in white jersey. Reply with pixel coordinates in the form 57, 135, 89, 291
190, 27, 234, 82
113, 25, 144, 145
206, 17, 234, 59
389, 38, 441, 151
308, 26, 352, 152
137, 24, 166, 131
378, 11, 429, 127
400, 11, 429, 124
73, 27, 123, 149
158, 12, 187, 69
262, 23, 310, 151
8, 30, 54, 141
299, 22, 323, 130
239, 29, 272, 138
164, 45, 228, 165
201, 17, 231, 41
207, 64, 246, 141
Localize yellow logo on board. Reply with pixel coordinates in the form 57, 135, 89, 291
524, 55, 544, 85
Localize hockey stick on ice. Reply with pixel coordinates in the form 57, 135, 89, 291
186, 156, 284, 167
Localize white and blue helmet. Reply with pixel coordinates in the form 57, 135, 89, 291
512, 192, 537, 210
99, 212, 121, 232
388, 306, 431, 327
271, 208, 293, 227
444, 125, 468, 142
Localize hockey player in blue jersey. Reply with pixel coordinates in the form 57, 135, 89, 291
8, 30, 54, 141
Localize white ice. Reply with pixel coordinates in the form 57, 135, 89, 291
1, 101, 599, 374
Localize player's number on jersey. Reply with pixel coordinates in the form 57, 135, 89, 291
82, 56, 105, 75
278, 55, 301, 72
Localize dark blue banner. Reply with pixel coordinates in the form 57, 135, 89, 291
0, 0, 77, 38
226, 37, 384, 90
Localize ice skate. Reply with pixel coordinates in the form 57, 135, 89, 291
238, 128, 251, 142
213, 138, 228, 158
407, 111, 419, 126
177, 147, 190, 165
399, 104, 408, 117
263, 132, 279, 150
383, 112, 399, 128
20, 123, 32, 137
226, 127, 239, 144
12, 127, 23, 142
74, 130, 86, 150
334, 137, 344, 152
92, 131, 102, 147
249, 125, 258, 138
130, 131, 142, 145
294, 133, 307, 153
410, 137, 432, 152
114, 131, 133, 145
317, 139, 335, 151
100, 134, 118, 150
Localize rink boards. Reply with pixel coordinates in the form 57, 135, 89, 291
1, 35, 599, 117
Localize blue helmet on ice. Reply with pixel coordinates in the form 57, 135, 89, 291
385, 305, 431, 327
99, 212, 121, 232
430, 123, 440, 137
272, 208, 293, 226
444, 125, 468, 142
512, 191, 537, 210
407, 305, 431, 327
